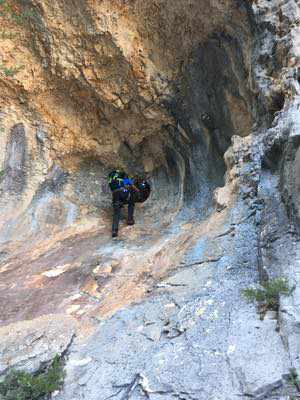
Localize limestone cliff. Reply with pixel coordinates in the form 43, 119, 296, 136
0, 0, 300, 399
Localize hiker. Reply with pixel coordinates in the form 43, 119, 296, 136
108, 170, 151, 237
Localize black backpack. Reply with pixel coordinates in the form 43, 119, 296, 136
134, 178, 151, 203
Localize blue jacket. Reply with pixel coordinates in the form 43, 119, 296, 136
123, 178, 133, 186
117, 177, 133, 189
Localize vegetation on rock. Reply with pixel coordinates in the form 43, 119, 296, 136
242, 277, 292, 310
0, 64, 23, 77
0, 355, 65, 400
288, 368, 300, 392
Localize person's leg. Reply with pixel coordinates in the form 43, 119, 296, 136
127, 201, 135, 225
112, 190, 123, 237
127, 188, 135, 225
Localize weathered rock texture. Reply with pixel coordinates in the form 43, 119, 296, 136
0, 0, 255, 326
0, 0, 300, 399
0, 314, 76, 375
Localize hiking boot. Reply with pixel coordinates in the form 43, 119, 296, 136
127, 219, 135, 226
112, 230, 118, 238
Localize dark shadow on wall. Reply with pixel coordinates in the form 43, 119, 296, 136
0, 124, 27, 196
165, 32, 255, 206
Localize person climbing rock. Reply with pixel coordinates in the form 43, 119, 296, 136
108, 170, 151, 238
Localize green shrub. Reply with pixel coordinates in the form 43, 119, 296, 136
288, 368, 300, 392
242, 277, 291, 309
243, 287, 266, 303
0, 64, 24, 77
0, 355, 65, 400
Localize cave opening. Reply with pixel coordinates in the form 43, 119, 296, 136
130, 32, 256, 221
67, 31, 257, 229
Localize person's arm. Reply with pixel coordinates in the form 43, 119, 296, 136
124, 178, 140, 191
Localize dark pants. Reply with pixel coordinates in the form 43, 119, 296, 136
112, 188, 135, 234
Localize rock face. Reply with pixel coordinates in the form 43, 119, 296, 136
0, 0, 300, 399
0, 314, 76, 375
0, 0, 255, 230
0, 0, 256, 326
1, 123, 27, 195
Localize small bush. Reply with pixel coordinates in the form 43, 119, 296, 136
242, 277, 291, 310
0, 64, 24, 77
288, 368, 300, 392
1, 67, 15, 77
0, 355, 65, 400
243, 287, 266, 303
